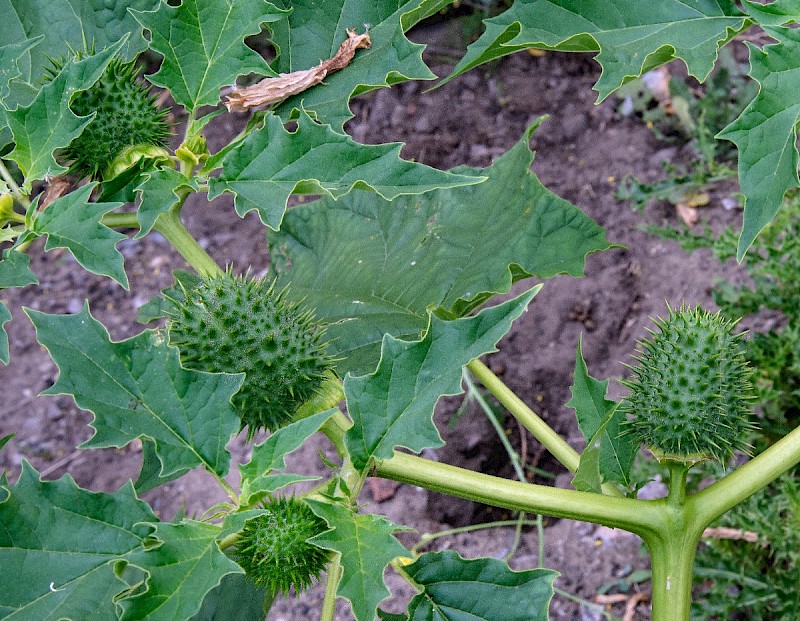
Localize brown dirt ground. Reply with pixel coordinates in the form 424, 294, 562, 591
0, 16, 752, 621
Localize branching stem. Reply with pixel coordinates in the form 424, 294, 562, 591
153, 205, 222, 278
0, 160, 30, 208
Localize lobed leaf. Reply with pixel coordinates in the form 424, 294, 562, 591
0, 462, 156, 620
134, 169, 198, 238
120, 521, 242, 621
744, 0, 800, 26
238, 409, 335, 506
0, 0, 159, 89
0, 38, 40, 105
717, 26, 800, 260
269, 0, 452, 130
208, 110, 481, 229
567, 338, 634, 490
306, 499, 409, 621
189, 573, 270, 621
132, 0, 286, 113
442, 0, 750, 101
404, 550, 557, 621
31, 183, 128, 288
0, 249, 38, 364
344, 287, 539, 471
0, 250, 37, 289
4, 42, 123, 190
26, 304, 244, 485
270, 120, 612, 374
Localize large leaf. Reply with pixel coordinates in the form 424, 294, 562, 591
344, 287, 539, 471
132, 0, 285, 113
190, 573, 269, 621
4, 42, 122, 189
442, 0, 750, 100
0, 0, 158, 94
270, 0, 452, 129
717, 26, 800, 260
306, 499, 409, 621
567, 338, 634, 490
120, 521, 242, 621
744, 0, 800, 26
31, 183, 128, 288
270, 120, 612, 374
0, 249, 37, 364
0, 38, 40, 104
404, 551, 556, 621
208, 110, 481, 230
0, 462, 156, 621
26, 304, 244, 484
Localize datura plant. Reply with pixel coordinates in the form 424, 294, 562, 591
1, 2, 799, 620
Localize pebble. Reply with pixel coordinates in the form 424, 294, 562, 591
66, 298, 82, 314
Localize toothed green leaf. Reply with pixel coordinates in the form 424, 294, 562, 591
190, 573, 271, 621
270, 121, 611, 374
135, 169, 198, 238
0, 249, 37, 288
568, 337, 634, 490
208, 110, 482, 229
0, 249, 38, 365
0, 0, 158, 90
132, 0, 286, 113
0, 38, 39, 104
744, 0, 800, 26
270, 0, 453, 130
0, 462, 156, 620
4, 43, 123, 189
120, 521, 243, 621
26, 304, 244, 485
442, 0, 750, 100
31, 183, 128, 288
404, 551, 556, 621
238, 409, 334, 506
344, 288, 539, 471
306, 500, 409, 621
717, 27, 800, 260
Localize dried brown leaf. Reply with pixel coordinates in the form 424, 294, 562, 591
225, 29, 371, 112
702, 526, 760, 542
676, 201, 699, 227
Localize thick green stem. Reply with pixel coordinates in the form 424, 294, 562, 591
645, 522, 702, 621
320, 554, 342, 621
468, 360, 579, 472
467, 360, 623, 497
690, 422, 800, 525
101, 211, 140, 230
667, 462, 689, 507
374, 451, 661, 537
153, 206, 222, 277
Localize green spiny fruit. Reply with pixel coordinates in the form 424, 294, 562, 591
233, 497, 330, 594
165, 272, 334, 436
619, 306, 756, 464
59, 57, 170, 180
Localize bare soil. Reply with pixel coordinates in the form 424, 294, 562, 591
0, 16, 750, 621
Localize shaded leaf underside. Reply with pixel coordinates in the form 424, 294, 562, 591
270, 120, 612, 375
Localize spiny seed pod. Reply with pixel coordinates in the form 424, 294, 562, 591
233, 497, 329, 594
59, 57, 170, 180
619, 305, 756, 464
165, 272, 334, 437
